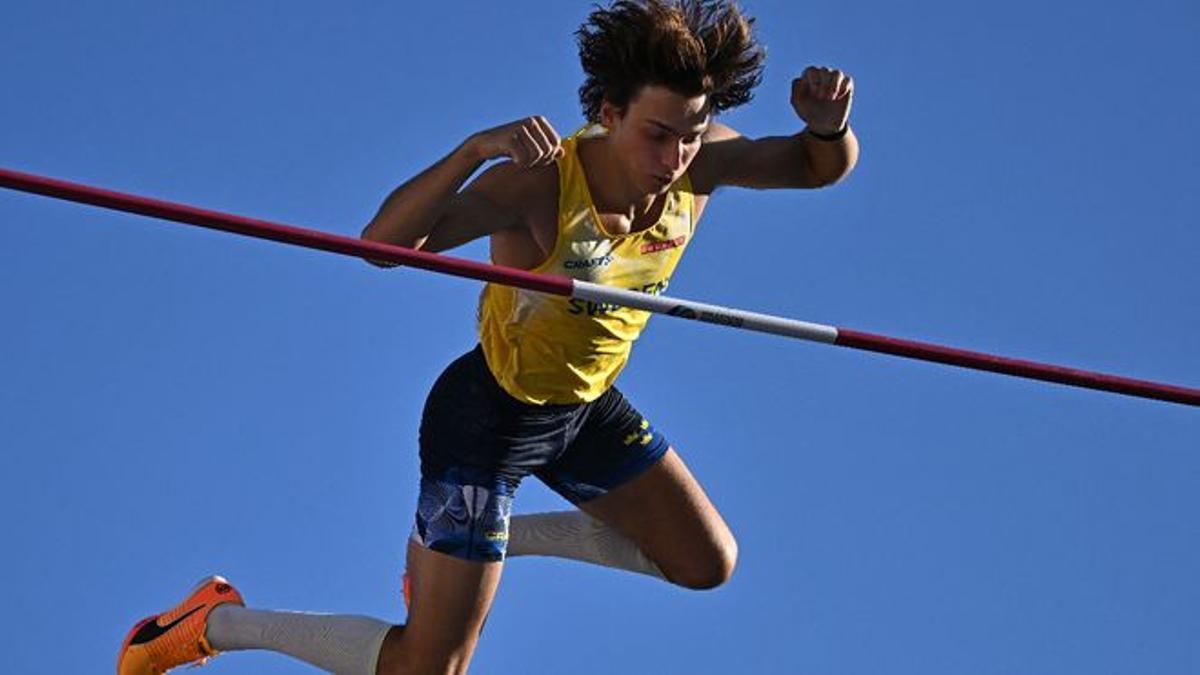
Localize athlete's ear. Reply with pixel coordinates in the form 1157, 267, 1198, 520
599, 98, 625, 130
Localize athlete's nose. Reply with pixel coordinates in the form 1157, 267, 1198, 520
661, 139, 686, 173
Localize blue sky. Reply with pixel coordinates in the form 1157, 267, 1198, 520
1, 1, 1197, 673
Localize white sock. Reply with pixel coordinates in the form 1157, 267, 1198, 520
206, 605, 392, 675
506, 510, 665, 580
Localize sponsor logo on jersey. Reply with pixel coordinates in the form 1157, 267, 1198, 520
641, 235, 686, 254
564, 254, 615, 269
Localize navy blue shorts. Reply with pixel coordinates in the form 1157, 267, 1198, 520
411, 345, 670, 562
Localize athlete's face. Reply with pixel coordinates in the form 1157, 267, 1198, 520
602, 85, 710, 195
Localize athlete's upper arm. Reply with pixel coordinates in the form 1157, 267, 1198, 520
690, 121, 820, 193
409, 162, 537, 254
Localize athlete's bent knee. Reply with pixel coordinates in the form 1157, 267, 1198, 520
667, 536, 739, 590
377, 618, 481, 675
380, 644, 473, 675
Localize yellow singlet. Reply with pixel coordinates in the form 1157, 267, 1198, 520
477, 125, 696, 404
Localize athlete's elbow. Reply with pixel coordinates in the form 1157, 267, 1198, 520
808, 158, 857, 188
360, 225, 425, 267
361, 242, 399, 268
801, 145, 859, 188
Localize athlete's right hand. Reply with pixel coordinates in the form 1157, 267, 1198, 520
468, 117, 564, 168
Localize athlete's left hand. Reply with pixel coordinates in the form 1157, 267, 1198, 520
791, 66, 854, 135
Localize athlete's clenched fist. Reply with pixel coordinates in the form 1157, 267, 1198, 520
790, 66, 854, 136
469, 116, 565, 167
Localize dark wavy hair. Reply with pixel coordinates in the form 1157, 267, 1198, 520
576, 0, 766, 122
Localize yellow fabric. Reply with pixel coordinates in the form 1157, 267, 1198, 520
478, 125, 695, 404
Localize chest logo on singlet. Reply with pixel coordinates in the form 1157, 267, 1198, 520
564, 254, 615, 270
640, 235, 687, 254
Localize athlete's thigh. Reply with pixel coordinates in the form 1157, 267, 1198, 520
578, 447, 737, 587
537, 385, 736, 587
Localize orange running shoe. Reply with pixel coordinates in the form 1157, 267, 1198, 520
117, 575, 245, 675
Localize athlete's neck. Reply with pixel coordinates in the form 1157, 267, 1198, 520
578, 136, 659, 225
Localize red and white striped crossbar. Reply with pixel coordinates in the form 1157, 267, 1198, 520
2, 166, 1196, 407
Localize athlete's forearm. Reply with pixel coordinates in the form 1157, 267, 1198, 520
361, 138, 485, 251
796, 126, 859, 187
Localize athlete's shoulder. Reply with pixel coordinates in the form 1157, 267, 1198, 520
690, 122, 746, 194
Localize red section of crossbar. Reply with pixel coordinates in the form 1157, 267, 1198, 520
836, 329, 1200, 406
0, 167, 574, 297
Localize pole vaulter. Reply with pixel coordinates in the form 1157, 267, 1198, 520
2, 166, 1196, 407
